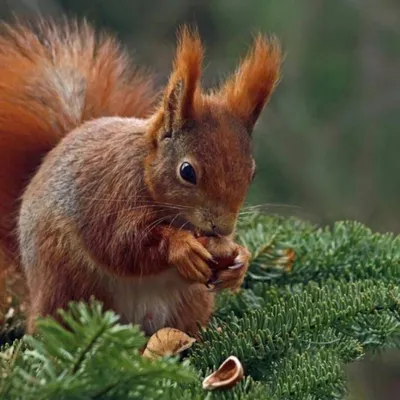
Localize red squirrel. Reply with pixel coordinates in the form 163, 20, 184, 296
0, 19, 281, 335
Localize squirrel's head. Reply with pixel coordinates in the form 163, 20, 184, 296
145, 27, 281, 236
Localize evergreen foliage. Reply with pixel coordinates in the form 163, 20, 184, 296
1, 212, 400, 399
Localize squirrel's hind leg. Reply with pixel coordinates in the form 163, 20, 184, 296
25, 264, 113, 334
173, 286, 215, 338
20, 213, 115, 334
22, 227, 114, 334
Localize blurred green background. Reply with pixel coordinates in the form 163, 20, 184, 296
1, 0, 399, 233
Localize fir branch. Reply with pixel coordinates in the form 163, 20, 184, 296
1, 300, 195, 399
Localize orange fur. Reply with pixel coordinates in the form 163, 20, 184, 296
0, 19, 281, 336
0, 19, 156, 264
219, 34, 281, 131
160, 26, 204, 133
155, 30, 281, 137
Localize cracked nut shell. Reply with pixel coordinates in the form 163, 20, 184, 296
202, 355, 244, 390
142, 327, 196, 360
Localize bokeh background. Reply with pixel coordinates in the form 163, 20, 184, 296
1, 0, 399, 233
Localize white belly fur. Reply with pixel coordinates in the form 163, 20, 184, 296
110, 269, 189, 335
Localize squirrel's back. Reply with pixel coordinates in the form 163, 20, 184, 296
0, 19, 157, 263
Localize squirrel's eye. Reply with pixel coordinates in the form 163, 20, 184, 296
179, 162, 197, 185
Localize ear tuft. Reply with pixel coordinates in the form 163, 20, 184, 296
162, 25, 204, 133
221, 34, 282, 133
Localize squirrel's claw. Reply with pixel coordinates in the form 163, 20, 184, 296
228, 262, 244, 270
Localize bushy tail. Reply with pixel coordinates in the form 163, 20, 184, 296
0, 18, 157, 266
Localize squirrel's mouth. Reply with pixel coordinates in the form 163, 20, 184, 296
165, 215, 216, 238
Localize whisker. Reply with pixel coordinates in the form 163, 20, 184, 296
177, 219, 191, 234
80, 206, 163, 227
168, 212, 183, 229
241, 203, 302, 211
135, 213, 179, 275
78, 194, 197, 211
238, 204, 318, 222
137, 213, 177, 245
134, 215, 174, 276
82, 204, 189, 226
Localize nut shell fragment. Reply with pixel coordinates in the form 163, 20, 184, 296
202, 355, 244, 390
142, 327, 196, 360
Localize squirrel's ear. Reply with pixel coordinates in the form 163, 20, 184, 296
162, 26, 203, 133
220, 34, 282, 133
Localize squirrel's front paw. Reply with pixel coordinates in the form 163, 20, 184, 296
168, 232, 213, 284
209, 245, 251, 292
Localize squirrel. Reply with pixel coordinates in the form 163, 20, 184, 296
0, 18, 281, 336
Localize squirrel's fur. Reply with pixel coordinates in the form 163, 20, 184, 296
0, 19, 281, 335
0, 19, 156, 262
